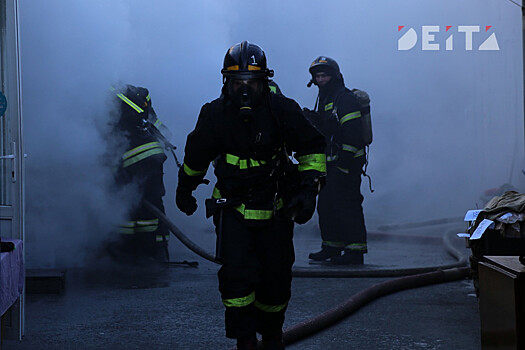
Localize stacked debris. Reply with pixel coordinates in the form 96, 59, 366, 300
465, 191, 525, 296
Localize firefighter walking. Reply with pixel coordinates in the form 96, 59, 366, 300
305, 56, 369, 265
175, 41, 326, 350
106, 84, 170, 264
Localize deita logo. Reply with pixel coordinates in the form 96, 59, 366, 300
0, 91, 6, 117
398, 25, 500, 51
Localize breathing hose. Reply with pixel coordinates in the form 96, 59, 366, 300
145, 201, 471, 348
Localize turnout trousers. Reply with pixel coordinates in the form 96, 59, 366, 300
214, 208, 295, 339
317, 161, 367, 253
113, 196, 169, 263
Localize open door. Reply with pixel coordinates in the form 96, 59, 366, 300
0, 0, 25, 340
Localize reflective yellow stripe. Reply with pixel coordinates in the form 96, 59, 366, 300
123, 148, 165, 168
354, 149, 365, 158
242, 206, 274, 220
116, 93, 144, 114
135, 218, 159, 233
146, 93, 151, 102
342, 144, 358, 153
222, 292, 255, 308
336, 167, 349, 174
212, 187, 281, 220
135, 225, 158, 233
344, 243, 367, 251
324, 102, 333, 111
123, 142, 163, 160
137, 219, 158, 226
225, 153, 269, 169
269, 85, 277, 94
254, 300, 288, 313
323, 241, 345, 248
296, 153, 326, 172
154, 119, 162, 127
183, 163, 207, 176
340, 111, 361, 124
342, 144, 364, 158
248, 65, 261, 71
118, 226, 135, 234
156, 235, 168, 242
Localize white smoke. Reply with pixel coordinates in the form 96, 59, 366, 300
19, 0, 524, 267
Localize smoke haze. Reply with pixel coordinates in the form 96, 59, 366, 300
19, 0, 524, 267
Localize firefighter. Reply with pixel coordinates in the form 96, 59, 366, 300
107, 84, 170, 264
175, 41, 326, 350
304, 56, 368, 265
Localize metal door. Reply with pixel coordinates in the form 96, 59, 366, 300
0, 0, 25, 340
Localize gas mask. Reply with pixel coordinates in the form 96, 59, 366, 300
227, 79, 265, 121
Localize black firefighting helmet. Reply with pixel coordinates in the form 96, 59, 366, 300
221, 41, 274, 82
308, 56, 343, 87
114, 84, 151, 115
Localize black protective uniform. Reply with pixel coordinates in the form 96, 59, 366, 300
108, 85, 169, 263
306, 57, 368, 264
178, 92, 325, 341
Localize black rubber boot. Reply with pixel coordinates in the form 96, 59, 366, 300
236, 335, 257, 350
308, 246, 342, 261
262, 334, 285, 350
330, 250, 364, 265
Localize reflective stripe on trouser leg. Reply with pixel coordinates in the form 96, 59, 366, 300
216, 208, 294, 339
254, 217, 294, 337
317, 161, 367, 252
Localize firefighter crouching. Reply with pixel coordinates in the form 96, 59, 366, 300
106, 84, 170, 264
175, 41, 326, 350
305, 56, 368, 265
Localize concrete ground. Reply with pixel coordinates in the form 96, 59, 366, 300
3, 220, 481, 350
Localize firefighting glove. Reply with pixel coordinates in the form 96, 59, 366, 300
176, 188, 197, 216
287, 188, 318, 224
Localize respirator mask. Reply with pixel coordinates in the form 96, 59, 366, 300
227, 78, 265, 121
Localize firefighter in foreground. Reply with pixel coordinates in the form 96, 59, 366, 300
107, 84, 170, 264
175, 41, 326, 350
305, 56, 368, 265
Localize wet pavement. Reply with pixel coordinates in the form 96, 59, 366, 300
3, 220, 481, 350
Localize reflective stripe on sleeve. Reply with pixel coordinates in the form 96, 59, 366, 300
296, 153, 326, 172
183, 163, 207, 176
341, 144, 365, 158
222, 292, 255, 308
324, 102, 333, 111
340, 111, 361, 124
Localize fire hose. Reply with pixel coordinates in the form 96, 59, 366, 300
144, 201, 471, 348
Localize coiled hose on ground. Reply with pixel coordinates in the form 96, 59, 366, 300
145, 201, 471, 348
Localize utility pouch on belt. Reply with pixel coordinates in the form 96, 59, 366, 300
278, 159, 301, 204
205, 197, 242, 218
